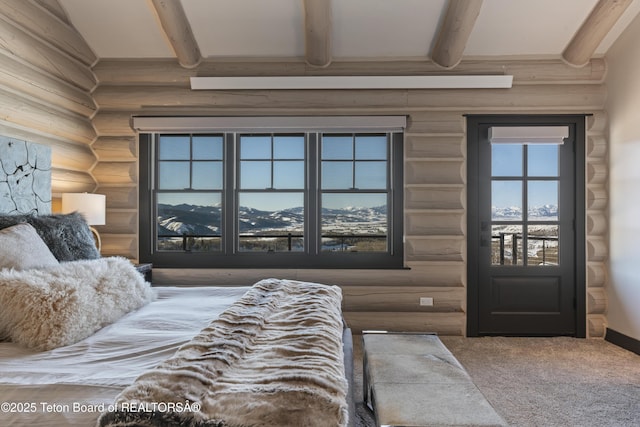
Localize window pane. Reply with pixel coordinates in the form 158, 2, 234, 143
240, 135, 271, 159
321, 193, 387, 252
274, 161, 304, 189
322, 161, 353, 189
158, 161, 189, 189
355, 135, 387, 160
322, 136, 353, 159
193, 135, 223, 160
192, 161, 223, 190
159, 135, 190, 160
238, 192, 304, 252
491, 225, 523, 266
492, 180, 522, 221
528, 145, 559, 177
274, 135, 304, 159
528, 225, 559, 266
492, 144, 523, 176
240, 161, 271, 189
156, 192, 221, 252
528, 181, 558, 220
355, 161, 386, 189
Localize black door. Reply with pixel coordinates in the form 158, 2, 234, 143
467, 115, 586, 337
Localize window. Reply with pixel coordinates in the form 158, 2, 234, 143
138, 119, 403, 268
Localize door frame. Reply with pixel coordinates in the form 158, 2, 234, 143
466, 114, 586, 337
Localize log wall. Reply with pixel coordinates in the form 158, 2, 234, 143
92, 58, 609, 337
0, 1, 609, 337
0, 0, 98, 196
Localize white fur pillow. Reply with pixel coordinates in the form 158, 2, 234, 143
0, 257, 156, 351
0, 223, 59, 270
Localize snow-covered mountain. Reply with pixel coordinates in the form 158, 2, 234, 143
492, 204, 558, 220
157, 203, 387, 236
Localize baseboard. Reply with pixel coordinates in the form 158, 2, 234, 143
605, 328, 640, 356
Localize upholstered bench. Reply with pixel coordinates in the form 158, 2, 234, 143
363, 332, 507, 427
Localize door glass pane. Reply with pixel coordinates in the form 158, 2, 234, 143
192, 162, 223, 190
274, 161, 304, 189
240, 161, 271, 189
355, 161, 386, 189
158, 162, 189, 189
322, 136, 353, 159
322, 161, 353, 189
238, 192, 304, 252
492, 144, 523, 176
528, 144, 559, 177
528, 181, 558, 220
321, 193, 387, 252
192, 135, 223, 160
491, 225, 523, 266
528, 225, 559, 266
240, 136, 271, 159
492, 181, 522, 221
156, 192, 221, 252
158, 135, 190, 160
355, 135, 387, 159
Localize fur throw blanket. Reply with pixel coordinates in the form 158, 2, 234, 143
98, 278, 348, 427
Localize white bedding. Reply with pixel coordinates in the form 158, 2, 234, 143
0, 286, 250, 426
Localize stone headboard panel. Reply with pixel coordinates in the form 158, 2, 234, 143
0, 137, 51, 214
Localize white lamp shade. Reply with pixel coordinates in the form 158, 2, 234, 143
61, 193, 106, 225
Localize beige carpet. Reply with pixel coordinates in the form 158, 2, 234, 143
353, 335, 640, 427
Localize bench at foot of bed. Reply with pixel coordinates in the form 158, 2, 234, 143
363, 332, 507, 427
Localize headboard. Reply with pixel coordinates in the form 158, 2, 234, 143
0, 137, 51, 215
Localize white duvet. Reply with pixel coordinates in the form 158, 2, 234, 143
0, 286, 249, 426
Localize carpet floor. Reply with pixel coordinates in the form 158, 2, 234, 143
352, 335, 639, 427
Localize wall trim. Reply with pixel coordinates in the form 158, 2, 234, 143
605, 328, 640, 355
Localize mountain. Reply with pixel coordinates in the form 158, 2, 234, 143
492, 204, 558, 220
156, 203, 387, 236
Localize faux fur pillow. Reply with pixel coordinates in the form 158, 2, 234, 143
0, 223, 59, 270
0, 257, 156, 351
0, 213, 100, 261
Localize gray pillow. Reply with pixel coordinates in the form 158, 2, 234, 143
0, 223, 60, 270
0, 213, 100, 261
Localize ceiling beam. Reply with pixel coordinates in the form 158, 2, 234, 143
149, 0, 201, 69
303, 0, 332, 68
562, 0, 633, 67
431, 0, 483, 69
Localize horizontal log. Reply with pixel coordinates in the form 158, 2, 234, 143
51, 167, 96, 194
587, 111, 608, 133
92, 58, 606, 85
587, 237, 607, 262
587, 287, 607, 314
0, 15, 95, 91
587, 185, 607, 210
587, 315, 606, 338
92, 136, 137, 161
92, 84, 605, 111
406, 237, 465, 262
95, 210, 137, 234
407, 111, 466, 134
344, 312, 465, 335
406, 211, 464, 236
587, 212, 607, 235
587, 162, 607, 185
587, 135, 607, 158
405, 135, 464, 158
342, 286, 464, 312
92, 162, 137, 184
406, 159, 465, 185
152, 264, 465, 288
92, 112, 135, 136
0, 0, 97, 65
405, 185, 464, 210
33, 0, 69, 25
100, 234, 137, 258
97, 185, 138, 210
0, 120, 95, 170
0, 51, 96, 116
0, 88, 95, 144
587, 262, 606, 287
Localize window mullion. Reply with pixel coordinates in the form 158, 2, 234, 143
223, 133, 236, 255
307, 133, 318, 255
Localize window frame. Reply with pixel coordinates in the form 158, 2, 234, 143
138, 128, 404, 269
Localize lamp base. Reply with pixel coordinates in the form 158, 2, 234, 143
89, 226, 102, 252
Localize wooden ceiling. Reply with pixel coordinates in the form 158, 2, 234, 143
56, 0, 640, 69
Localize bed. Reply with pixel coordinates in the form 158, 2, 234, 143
0, 216, 354, 427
